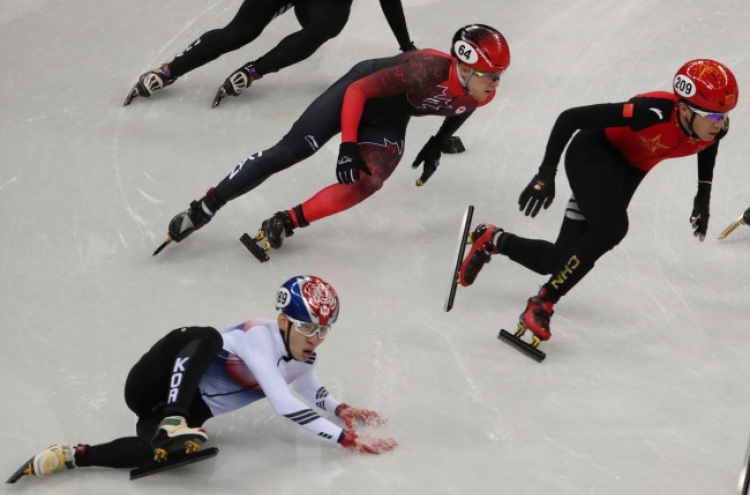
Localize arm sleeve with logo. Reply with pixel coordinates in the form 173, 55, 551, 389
291, 370, 342, 413
539, 96, 681, 171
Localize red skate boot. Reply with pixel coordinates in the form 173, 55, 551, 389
498, 288, 556, 362
518, 288, 555, 342
458, 224, 502, 286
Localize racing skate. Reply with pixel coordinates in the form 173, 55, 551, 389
239, 211, 296, 263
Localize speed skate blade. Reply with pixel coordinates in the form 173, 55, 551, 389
5, 458, 33, 484
212, 86, 227, 108
444, 205, 474, 312
738, 435, 750, 495
498, 329, 546, 362
719, 216, 746, 240
240, 233, 270, 262
130, 447, 218, 480
123, 84, 140, 106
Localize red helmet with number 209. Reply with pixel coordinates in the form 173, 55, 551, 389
673, 59, 738, 113
451, 24, 510, 73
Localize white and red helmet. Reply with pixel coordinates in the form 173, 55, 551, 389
451, 24, 510, 72
673, 59, 738, 112
275, 275, 339, 325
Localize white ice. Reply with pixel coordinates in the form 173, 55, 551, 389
2, 1, 750, 494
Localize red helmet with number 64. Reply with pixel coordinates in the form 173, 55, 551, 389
450, 24, 510, 73
673, 59, 738, 112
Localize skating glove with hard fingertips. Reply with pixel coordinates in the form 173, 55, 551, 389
519, 166, 556, 217
335, 403, 387, 427
339, 429, 398, 454
336, 142, 371, 185
412, 135, 443, 186
690, 181, 711, 242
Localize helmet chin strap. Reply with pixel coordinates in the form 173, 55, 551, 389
677, 104, 698, 138
279, 316, 294, 359
457, 61, 471, 91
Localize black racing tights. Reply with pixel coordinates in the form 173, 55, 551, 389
500, 130, 647, 300
74, 327, 223, 469
167, 0, 352, 77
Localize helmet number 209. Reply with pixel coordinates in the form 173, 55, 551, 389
674, 75, 696, 97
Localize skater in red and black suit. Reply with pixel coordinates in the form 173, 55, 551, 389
458, 59, 738, 350
158, 24, 510, 254
124, 0, 415, 106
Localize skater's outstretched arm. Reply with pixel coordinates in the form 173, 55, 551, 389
379, 0, 415, 51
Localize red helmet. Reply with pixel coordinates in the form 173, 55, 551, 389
673, 59, 738, 112
451, 24, 510, 72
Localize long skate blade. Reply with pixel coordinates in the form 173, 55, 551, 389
123, 84, 140, 106
152, 235, 173, 256
212, 86, 227, 108
738, 435, 750, 495
444, 205, 474, 312
130, 447, 218, 480
718, 216, 745, 240
239, 233, 270, 262
498, 329, 546, 362
5, 458, 33, 484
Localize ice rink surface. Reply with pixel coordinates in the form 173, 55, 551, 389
2, 0, 750, 494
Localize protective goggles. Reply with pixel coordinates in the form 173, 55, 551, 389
472, 69, 503, 83
688, 105, 727, 122
286, 315, 331, 339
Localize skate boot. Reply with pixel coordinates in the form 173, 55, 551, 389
256, 211, 295, 250
168, 199, 215, 243
517, 288, 555, 344
151, 416, 208, 462
30, 444, 76, 478
213, 62, 263, 107
458, 224, 503, 286
153, 196, 216, 255
123, 64, 176, 105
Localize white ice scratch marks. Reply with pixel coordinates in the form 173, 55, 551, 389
0, 177, 17, 192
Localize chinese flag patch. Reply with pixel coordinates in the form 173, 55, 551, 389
623, 103, 634, 118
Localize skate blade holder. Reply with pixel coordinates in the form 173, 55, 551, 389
130, 447, 219, 480
239, 232, 270, 262
498, 324, 547, 362
718, 207, 750, 239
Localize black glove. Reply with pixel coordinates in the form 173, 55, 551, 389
336, 142, 371, 185
518, 166, 556, 217
400, 41, 418, 52
412, 136, 443, 186
690, 182, 711, 242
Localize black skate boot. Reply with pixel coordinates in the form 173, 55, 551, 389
123, 64, 177, 106
258, 211, 295, 250
151, 416, 208, 461
153, 197, 215, 255
458, 224, 503, 286
212, 62, 263, 107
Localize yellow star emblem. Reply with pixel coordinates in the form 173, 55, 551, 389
639, 134, 670, 153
